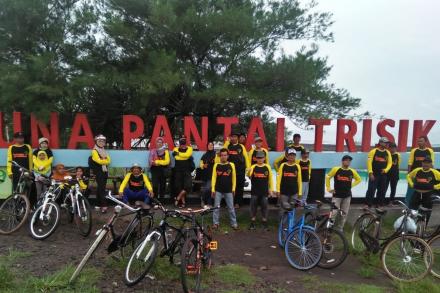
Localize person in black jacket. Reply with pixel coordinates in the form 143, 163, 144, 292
199, 141, 217, 208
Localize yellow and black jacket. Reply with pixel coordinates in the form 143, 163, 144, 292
248, 147, 269, 166
225, 142, 250, 171
248, 163, 273, 196
119, 172, 153, 193
276, 162, 302, 196
173, 146, 193, 171
408, 148, 435, 171
211, 162, 236, 193
326, 167, 361, 198
407, 168, 440, 192
367, 148, 392, 175
7, 144, 33, 176
299, 159, 312, 182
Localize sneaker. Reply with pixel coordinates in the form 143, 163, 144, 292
203, 205, 210, 209
231, 224, 239, 230
248, 222, 256, 231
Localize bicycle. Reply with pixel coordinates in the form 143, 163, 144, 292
0, 161, 33, 234
351, 200, 434, 282
305, 199, 349, 269
278, 199, 323, 270
124, 199, 195, 287
180, 206, 218, 293
70, 192, 154, 283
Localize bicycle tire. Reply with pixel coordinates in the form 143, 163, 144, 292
124, 232, 160, 287
70, 228, 109, 283
351, 213, 376, 252
284, 227, 322, 271
181, 236, 202, 293
278, 212, 289, 248
74, 197, 93, 237
317, 227, 349, 269
0, 194, 30, 235
120, 215, 153, 258
29, 202, 61, 240
428, 233, 440, 279
381, 235, 433, 282
202, 227, 213, 269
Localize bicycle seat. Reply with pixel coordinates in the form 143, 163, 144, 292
375, 208, 387, 215
135, 201, 151, 210
418, 207, 432, 214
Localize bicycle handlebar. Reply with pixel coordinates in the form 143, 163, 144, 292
9, 161, 31, 173
106, 192, 139, 213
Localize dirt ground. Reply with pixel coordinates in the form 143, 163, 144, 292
0, 205, 396, 293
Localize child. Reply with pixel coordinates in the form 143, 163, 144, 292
326, 155, 361, 231
33, 151, 51, 198
33, 137, 53, 170
75, 167, 89, 193
299, 149, 312, 204
248, 151, 273, 230
119, 163, 154, 205
211, 148, 238, 230
276, 149, 302, 210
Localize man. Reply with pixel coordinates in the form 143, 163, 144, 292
386, 142, 401, 205
248, 136, 269, 165
212, 148, 238, 230
149, 137, 170, 199
274, 147, 295, 172
173, 135, 193, 208
119, 163, 154, 204
326, 155, 361, 231
288, 133, 305, 152
247, 151, 274, 230
407, 157, 440, 222
365, 137, 392, 208
239, 133, 247, 146
299, 149, 312, 204
7, 132, 32, 191
406, 136, 435, 205
276, 149, 302, 210
225, 132, 250, 208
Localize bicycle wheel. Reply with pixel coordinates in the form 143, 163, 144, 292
120, 215, 153, 258
317, 227, 349, 269
351, 213, 376, 252
0, 194, 30, 235
73, 197, 92, 237
202, 227, 213, 269
284, 227, 323, 270
124, 232, 160, 287
181, 236, 202, 293
278, 212, 289, 248
29, 202, 61, 240
428, 234, 440, 278
381, 235, 433, 282
70, 228, 109, 283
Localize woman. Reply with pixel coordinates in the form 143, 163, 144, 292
149, 137, 170, 199
199, 141, 216, 208
33, 151, 51, 199
33, 137, 54, 170
172, 135, 193, 208
89, 134, 111, 213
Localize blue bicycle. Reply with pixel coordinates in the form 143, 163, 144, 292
278, 200, 323, 270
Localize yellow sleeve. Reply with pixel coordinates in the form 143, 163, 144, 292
27, 145, 33, 171
384, 150, 392, 173
308, 160, 312, 178
155, 151, 170, 166
248, 149, 254, 166
397, 153, 401, 169
32, 155, 38, 169
79, 179, 88, 190
199, 159, 205, 169
429, 148, 435, 164
351, 169, 362, 188
223, 140, 230, 148
433, 170, 440, 189
247, 165, 256, 177
211, 163, 218, 193
92, 149, 110, 165
6, 146, 12, 176
119, 173, 131, 193
214, 155, 220, 164
367, 149, 375, 173
297, 164, 302, 196
406, 168, 418, 188
231, 163, 236, 192
265, 149, 269, 165
276, 163, 284, 193
408, 148, 416, 167
273, 154, 284, 172
174, 146, 193, 160
242, 145, 250, 169
143, 174, 153, 192
325, 167, 338, 192
267, 164, 274, 192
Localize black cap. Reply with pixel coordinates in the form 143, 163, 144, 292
13, 132, 24, 138
342, 155, 353, 161
255, 151, 265, 158
301, 149, 310, 155
423, 156, 433, 163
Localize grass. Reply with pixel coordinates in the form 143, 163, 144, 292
394, 278, 440, 293
212, 264, 256, 286
300, 276, 386, 293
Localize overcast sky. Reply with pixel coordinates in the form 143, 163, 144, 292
277, 0, 440, 145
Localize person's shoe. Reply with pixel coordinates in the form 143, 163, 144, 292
262, 221, 269, 231
232, 224, 239, 230
248, 222, 256, 231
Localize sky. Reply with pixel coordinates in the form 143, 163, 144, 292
277, 0, 440, 146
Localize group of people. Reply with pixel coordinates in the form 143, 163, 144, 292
5, 130, 439, 231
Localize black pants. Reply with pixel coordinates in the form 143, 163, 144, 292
12, 171, 21, 192
386, 173, 399, 202
365, 173, 387, 206
234, 168, 245, 206
95, 170, 108, 207
151, 166, 167, 198
410, 191, 433, 223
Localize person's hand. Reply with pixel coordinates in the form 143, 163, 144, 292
8, 174, 12, 179
276, 192, 280, 197
211, 192, 216, 198
152, 161, 156, 166
39, 166, 43, 171
328, 189, 335, 194
118, 192, 123, 198
232, 191, 235, 196
149, 191, 154, 198
268, 191, 274, 198
369, 173, 375, 181
173, 151, 178, 156
381, 169, 386, 174
203, 164, 208, 169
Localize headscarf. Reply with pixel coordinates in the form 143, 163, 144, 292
93, 143, 108, 172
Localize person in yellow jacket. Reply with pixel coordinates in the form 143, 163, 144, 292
149, 137, 170, 199
248, 136, 269, 166
33, 137, 53, 171
276, 148, 302, 210
365, 137, 392, 208
33, 151, 52, 198
90, 134, 111, 213
119, 163, 154, 204
248, 151, 274, 230
172, 135, 193, 208
7, 132, 33, 191
326, 155, 361, 231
